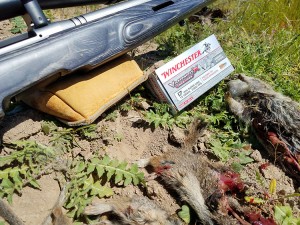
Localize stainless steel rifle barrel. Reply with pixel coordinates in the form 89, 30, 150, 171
0, 0, 122, 21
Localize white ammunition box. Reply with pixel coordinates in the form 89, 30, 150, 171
147, 34, 234, 111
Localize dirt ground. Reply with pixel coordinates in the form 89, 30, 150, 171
0, 7, 299, 225
0, 101, 299, 225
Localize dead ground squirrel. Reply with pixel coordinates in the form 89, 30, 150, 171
84, 196, 183, 225
226, 74, 300, 182
83, 120, 243, 225
148, 149, 242, 225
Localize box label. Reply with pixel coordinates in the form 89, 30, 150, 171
154, 34, 234, 110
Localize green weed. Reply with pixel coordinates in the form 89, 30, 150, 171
0, 141, 55, 203
226, 0, 300, 33
216, 0, 300, 100
41, 121, 145, 219
119, 93, 146, 112
178, 205, 191, 224
41, 121, 97, 152
274, 205, 300, 225
155, 21, 199, 57
145, 103, 174, 128
65, 155, 145, 218
145, 102, 199, 129
105, 111, 118, 122
0, 121, 145, 220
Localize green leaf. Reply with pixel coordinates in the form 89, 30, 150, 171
76, 204, 86, 218
76, 124, 97, 139
105, 111, 118, 122
86, 164, 95, 174
124, 176, 133, 186
64, 156, 145, 218
114, 170, 124, 184
255, 170, 265, 186
76, 161, 86, 173
96, 165, 105, 178
130, 164, 139, 174
106, 167, 116, 181
90, 182, 113, 198
132, 176, 139, 186
83, 175, 93, 189
118, 161, 128, 170
1, 178, 14, 189
231, 162, 243, 172
6, 194, 13, 204
237, 151, 254, 165
209, 139, 230, 161
41, 122, 52, 135
275, 206, 293, 221
65, 199, 75, 209
0, 168, 10, 179
67, 208, 77, 218
29, 179, 41, 189
90, 158, 101, 164
14, 177, 24, 191
178, 205, 191, 223
280, 193, 300, 199
0, 156, 14, 167
19, 165, 28, 175
101, 155, 110, 165
110, 159, 120, 168
90, 182, 101, 196
145, 109, 175, 129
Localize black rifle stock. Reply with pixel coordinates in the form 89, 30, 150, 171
0, 0, 213, 118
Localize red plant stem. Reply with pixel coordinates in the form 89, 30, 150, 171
227, 206, 251, 225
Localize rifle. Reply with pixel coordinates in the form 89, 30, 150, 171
0, 0, 123, 21
0, 0, 213, 118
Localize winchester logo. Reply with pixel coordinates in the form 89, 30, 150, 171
168, 65, 200, 88
160, 42, 212, 81
161, 49, 202, 80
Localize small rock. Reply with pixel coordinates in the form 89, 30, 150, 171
132, 101, 151, 111
197, 142, 206, 152
136, 158, 151, 168
250, 150, 263, 162
128, 115, 143, 124
139, 101, 151, 110
169, 126, 186, 146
